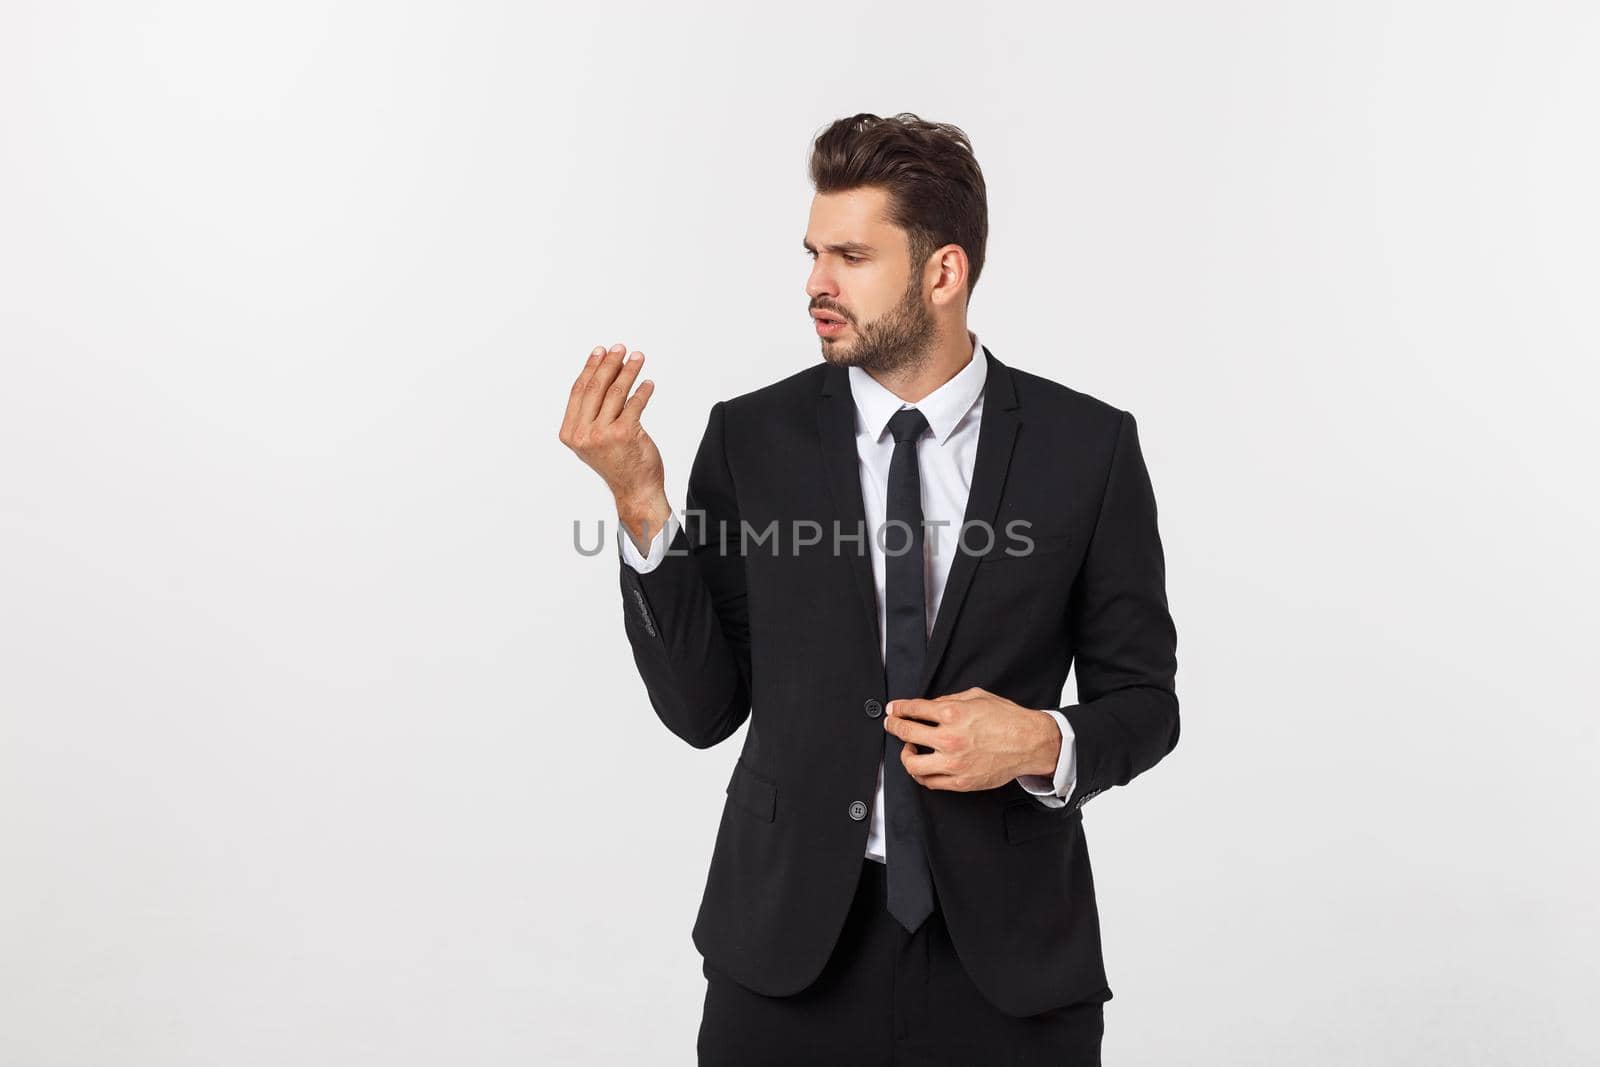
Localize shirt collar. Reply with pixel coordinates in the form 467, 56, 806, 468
847, 329, 987, 446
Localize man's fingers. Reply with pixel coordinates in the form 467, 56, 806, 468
560, 342, 655, 449
600, 350, 646, 422
619, 376, 655, 424
560, 346, 607, 442
888, 698, 949, 724
902, 743, 950, 778
578, 343, 628, 425
884, 714, 940, 750
904, 741, 961, 790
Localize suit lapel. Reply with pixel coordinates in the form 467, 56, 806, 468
816, 346, 1022, 698
919, 347, 1020, 697
817, 366, 883, 656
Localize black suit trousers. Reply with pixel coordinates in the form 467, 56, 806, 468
697, 858, 1105, 1066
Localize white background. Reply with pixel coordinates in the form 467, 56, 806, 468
3, 2, 1597, 1064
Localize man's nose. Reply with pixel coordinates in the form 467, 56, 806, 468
805, 262, 837, 301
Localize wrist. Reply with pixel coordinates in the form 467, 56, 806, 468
1024, 709, 1062, 778
615, 488, 672, 548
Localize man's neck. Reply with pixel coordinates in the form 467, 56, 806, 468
865, 323, 975, 404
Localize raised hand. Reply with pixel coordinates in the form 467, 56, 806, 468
559, 343, 671, 551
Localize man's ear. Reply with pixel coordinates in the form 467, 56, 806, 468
927, 243, 968, 307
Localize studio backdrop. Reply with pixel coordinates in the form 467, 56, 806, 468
2, 2, 1596, 1064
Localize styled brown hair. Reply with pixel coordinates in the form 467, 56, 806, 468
808, 112, 989, 302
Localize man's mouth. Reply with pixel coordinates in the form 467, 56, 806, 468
812, 310, 848, 337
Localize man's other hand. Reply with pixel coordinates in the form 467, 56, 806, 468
884, 687, 1061, 792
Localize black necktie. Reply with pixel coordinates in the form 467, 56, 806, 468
883, 406, 936, 933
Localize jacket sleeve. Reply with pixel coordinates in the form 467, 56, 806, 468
1015, 709, 1077, 808
620, 511, 679, 574
617, 400, 753, 749
1058, 410, 1180, 811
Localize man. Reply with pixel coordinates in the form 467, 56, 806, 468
560, 112, 1179, 1065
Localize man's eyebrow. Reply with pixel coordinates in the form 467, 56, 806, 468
802, 239, 875, 255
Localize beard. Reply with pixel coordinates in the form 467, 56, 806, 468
817, 272, 938, 375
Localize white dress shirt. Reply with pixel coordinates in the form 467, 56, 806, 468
619, 330, 1077, 863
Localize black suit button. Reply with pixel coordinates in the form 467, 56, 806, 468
863, 699, 883, 718
848, 800, 868, 821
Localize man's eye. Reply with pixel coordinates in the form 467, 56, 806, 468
843, 255, 862, 263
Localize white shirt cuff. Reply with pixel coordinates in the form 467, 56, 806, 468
619, 511, 680, 574
1016, 709, 1077, 808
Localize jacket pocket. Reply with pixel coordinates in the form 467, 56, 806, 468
726, 758, 777, 823
1002, 799, 1080, 844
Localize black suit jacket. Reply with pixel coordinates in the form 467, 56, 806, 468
616, 345, 1179, 1017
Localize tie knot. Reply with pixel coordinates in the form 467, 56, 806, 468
887, 407, 929, 445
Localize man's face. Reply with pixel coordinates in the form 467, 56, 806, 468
804, 186, 937, 374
